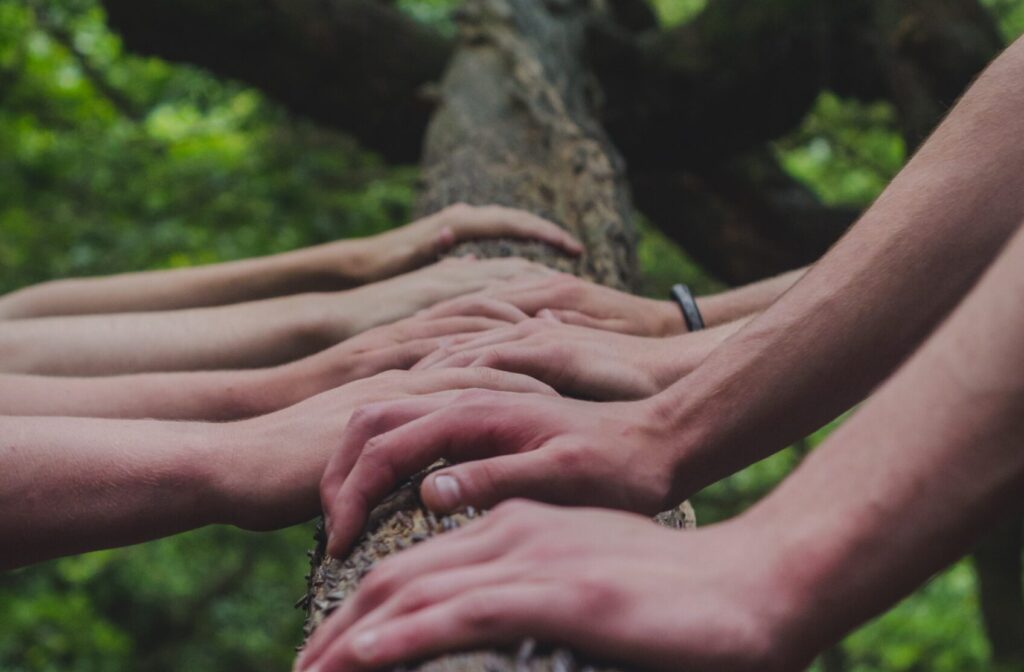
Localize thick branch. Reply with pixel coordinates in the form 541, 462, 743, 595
632, 149, 858, 284
100, 0, 452, 162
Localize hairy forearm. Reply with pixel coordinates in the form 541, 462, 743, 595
0, 416, 228, 570
747, 223, 1024, 655
657, 37, 1024, 494
0, 241, 374, 320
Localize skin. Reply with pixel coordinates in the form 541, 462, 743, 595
0, 367, 555, 571
413, 313, 750, 400
0, 256, 554, 376
420, 267, 803, 337
0, 204, 582, 319
0, 314, 522, 420
298, 211, 1024, 672
318, 34, 1024, 555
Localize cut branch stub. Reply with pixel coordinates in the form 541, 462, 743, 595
301, 0, 694, 668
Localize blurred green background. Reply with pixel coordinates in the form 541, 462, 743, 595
1, 0, 1022, 670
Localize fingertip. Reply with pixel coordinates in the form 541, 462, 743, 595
421, 472, 464, 513
437, 225, 456, 250
537, 308, 562, 323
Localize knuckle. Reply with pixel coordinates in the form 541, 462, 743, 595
458, 595, 503, 631
360, 562, 399, 599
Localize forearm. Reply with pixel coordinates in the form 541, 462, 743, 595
656, 38, 1024, 493
0, 367, 302, 420
650, 316, 752, 389
0, 241, 374, 320
0, 416, 230, 570
0, 293, 341, 375
697, 268, 806, 327
745, 223, 1024, 655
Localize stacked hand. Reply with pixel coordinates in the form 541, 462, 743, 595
345, 204, 584, 282
297, 502, 806, 672
318, 389, 687, 556
216, 368, 557, 532
420, 273, 686, 337
414, 316, 693, 400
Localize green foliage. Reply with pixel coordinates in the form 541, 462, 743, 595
1, 1, 1021, 671
776, 93, 906, 208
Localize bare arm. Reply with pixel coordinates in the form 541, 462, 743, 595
0, 205, 581, 320
697, 267, 805, 327
0, 315, 512, 419
0, 367, 554, 571
655, 35, 1024, 495
0, 257, 551, 376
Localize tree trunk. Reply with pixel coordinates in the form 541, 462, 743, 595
299, 0, 694, 668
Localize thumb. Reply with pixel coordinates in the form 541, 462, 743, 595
420, 452, 559, 513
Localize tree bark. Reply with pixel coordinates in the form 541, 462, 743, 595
299, 0, 694, 668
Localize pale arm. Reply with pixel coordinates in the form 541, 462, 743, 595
0, 205, 581, 320
0, 257, 551, 376
0, 315, 510, 419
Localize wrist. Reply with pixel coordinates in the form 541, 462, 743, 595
209, 411, 324, 531
701, 515, 825, 669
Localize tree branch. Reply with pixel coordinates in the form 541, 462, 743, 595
100, 0, 453, 162
632, 148, 858, 284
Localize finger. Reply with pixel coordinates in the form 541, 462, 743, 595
298, 530, 508, 668
411, 346, 479, 372
420, 296, 531, 323
414, 327, 531, 370
420, 450, 576, 513
417, 348, 483, 371
407, 367, 557, 397
406, 316, 514, 340
538, 308, 620, 332
412, 332, 508, 371
306, 583, 574, 672
326, 398, 518, 556
480, 257, 557, 280
319, 395, 455, 534
445, 206, 584, 256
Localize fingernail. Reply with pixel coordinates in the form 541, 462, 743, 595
432, 474, 463, 510
352, 631, 378, 662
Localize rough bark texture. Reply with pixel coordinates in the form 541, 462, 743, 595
299, 0, 696, 668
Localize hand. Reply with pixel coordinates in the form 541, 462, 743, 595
359, 204, 583, 281
282, 312, 519, 402
421, 273, 685, 337
213, 368, 557, 532
414, 316, 681, 400
319, 389, 684, 556
296, 502, 807, 672
326, 256, 556, 341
